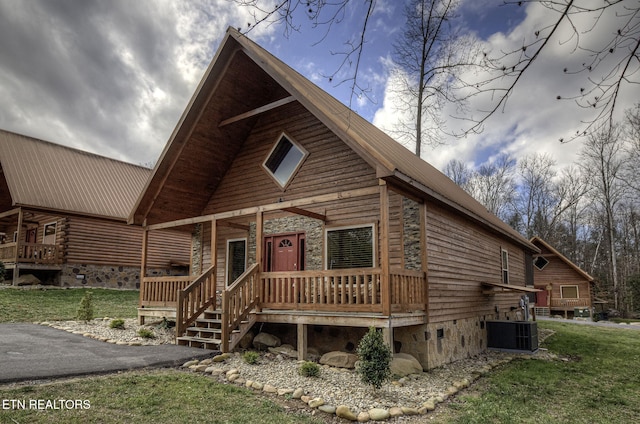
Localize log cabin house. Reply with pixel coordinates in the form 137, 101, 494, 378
0, 130, 190, 288
531, 237, 594, 319
130, 28, 540, 369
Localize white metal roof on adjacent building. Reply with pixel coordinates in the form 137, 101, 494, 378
0, 130, 151, 220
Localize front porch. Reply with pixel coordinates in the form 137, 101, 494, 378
138, 265, 427, 353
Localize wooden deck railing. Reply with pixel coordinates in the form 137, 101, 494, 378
260, 268, 426, 314
139, 275, 193, 308
550, 298, 590, 309
0, 242, 62, 264
221, 263, 260, 352
176, 266, 217, 337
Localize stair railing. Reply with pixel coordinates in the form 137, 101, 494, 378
176, 266, 217, 338
221, 263, 260, 352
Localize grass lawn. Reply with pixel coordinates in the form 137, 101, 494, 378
0, 370, 324, 424
0, 287, 139, 323
2, 289, 639, 423
433, 321, 640, 424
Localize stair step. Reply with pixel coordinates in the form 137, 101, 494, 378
176, 336, 222, 349
187, 327, 222, 335
194, 318, 222, 325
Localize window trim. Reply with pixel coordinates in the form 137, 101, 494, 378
501, 248, 509, 285
533, 255, 550, 271
262, 132, 308, 190
560, 285, 579, 299
324, 224, 376, 270
226, 238, 247, 286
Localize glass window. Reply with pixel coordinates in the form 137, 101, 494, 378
263, 134, 307, 188
534, 256, 549, 270
326, 225, 374, 269
561, 285, 578, 298
501, 249, 509, 284
227, 239, 247, 285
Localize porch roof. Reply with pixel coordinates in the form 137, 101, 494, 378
130, 27, 538, 254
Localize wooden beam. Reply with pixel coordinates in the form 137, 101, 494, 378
282, 207, 326, 222
219, 96, 296, 127
0, 208, 21, 220
145, 186, 379, 231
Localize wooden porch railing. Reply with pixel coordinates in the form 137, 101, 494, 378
176, 266, 217, 337
390, 269, 426, 313
221, 263, 260, 352
139, 275, 193, 308
0, 242, 62, 264
260, 268, 426, 314
550, 298, 590, 309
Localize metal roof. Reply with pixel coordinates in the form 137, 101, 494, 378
0, 130, 151, 220
131, 27, 537, 253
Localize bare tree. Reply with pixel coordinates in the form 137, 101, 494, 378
466, 153, 518, 221
580, 125, 629, 310
473, 1, 640, 141
443, 158, 473, 188
234, 0, 639, 141
389, 0, 485, 155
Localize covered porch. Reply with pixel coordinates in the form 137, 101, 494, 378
0, 208, 64, 284
137, 184, 429, 353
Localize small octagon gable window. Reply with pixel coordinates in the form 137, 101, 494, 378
263, 133, 308, 189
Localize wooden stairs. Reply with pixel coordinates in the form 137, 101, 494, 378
176, 309, 256, 351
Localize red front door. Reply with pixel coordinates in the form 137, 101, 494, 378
264, 233, 305, 272
535, 286, 548, 307
26, 228, 37, 243
273, 235, 298, 271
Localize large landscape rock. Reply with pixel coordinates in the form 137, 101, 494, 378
390, 353, 423, 376
320, 351, 359, 369
253, 332, 281, 350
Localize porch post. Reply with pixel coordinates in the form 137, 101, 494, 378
379, 181, 391, 317
13, 208, 23, 286
211, 218, 217, 270
139, 228, 149, 320
255, 211, 263, 312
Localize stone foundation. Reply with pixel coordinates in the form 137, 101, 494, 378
59, 264, 178, 289
394, 311, 519, 370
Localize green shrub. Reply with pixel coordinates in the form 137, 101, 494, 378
243, 351, 260, 365
109, 319, 126, 329
298, 361, 321, 378
356, 327, 391, 389
76, 291, 94, 322
137, 328, 155, 339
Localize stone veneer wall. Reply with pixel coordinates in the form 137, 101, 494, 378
394, 310, 520, 370
403, 197, 422, 270
59, 264, 181, 290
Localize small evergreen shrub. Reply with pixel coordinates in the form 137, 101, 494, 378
109, 319, 125, 329
298, 361, 321, 378
243, 351, 260, 365
137, 328, 155, 339
76, 291, 94, 322
356, 327, 391, 389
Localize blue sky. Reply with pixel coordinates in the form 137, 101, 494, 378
0, 0, 635, 172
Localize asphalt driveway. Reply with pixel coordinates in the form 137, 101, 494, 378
0, 323, 213, 383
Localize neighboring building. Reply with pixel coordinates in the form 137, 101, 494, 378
531, 236, 594, 318
0, 130, 190, 288
130, 28, 539, 369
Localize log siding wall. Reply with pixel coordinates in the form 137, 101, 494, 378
426, 202, 527, 323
